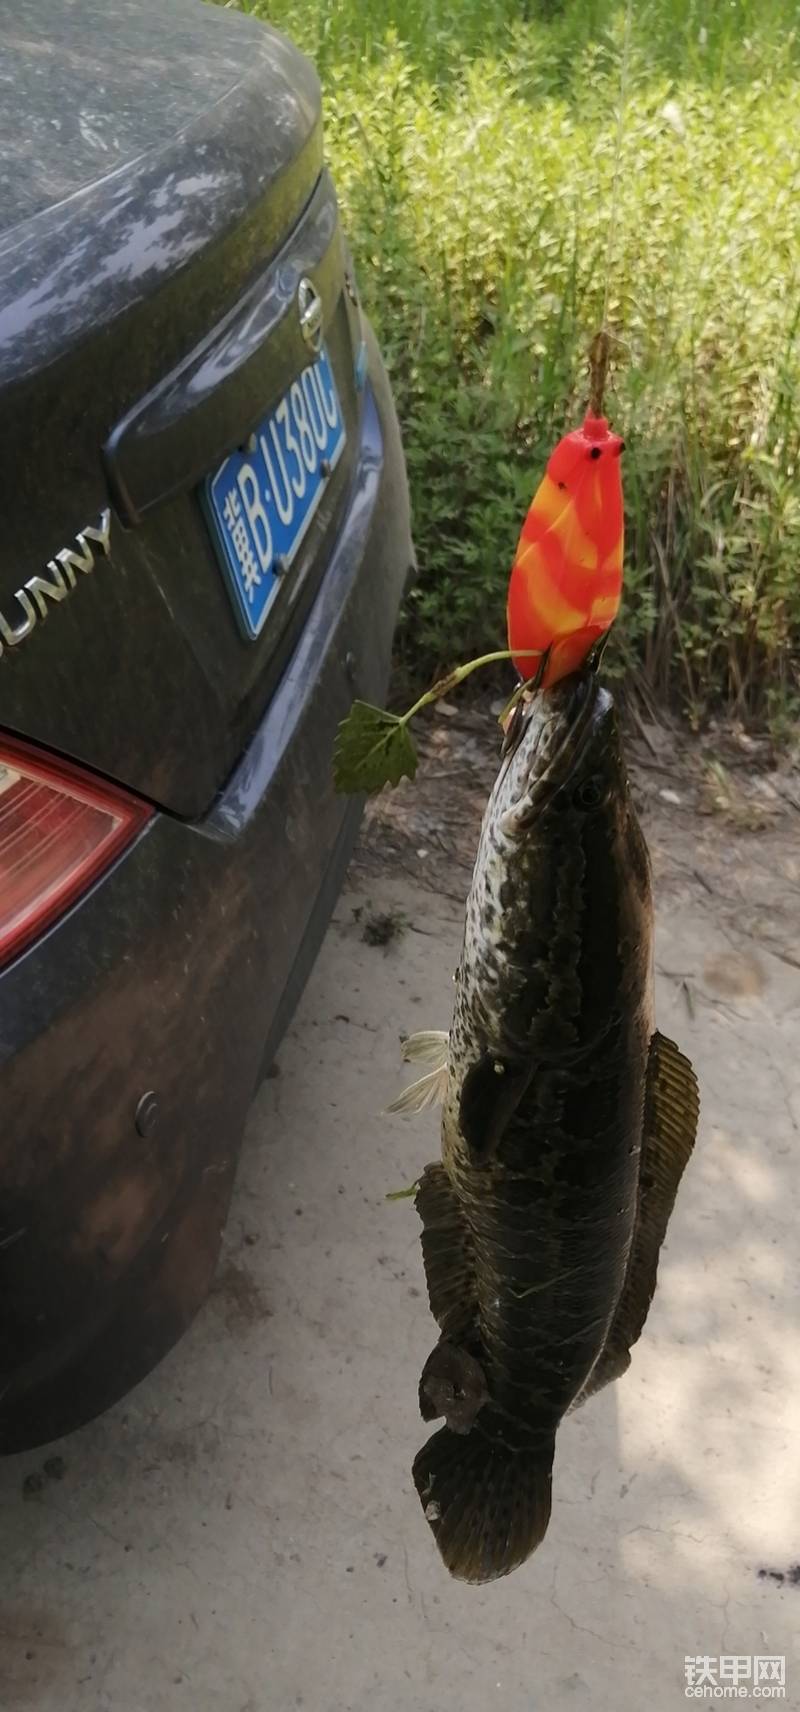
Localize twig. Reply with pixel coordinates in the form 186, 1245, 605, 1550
625, 694, 658, 758
589, 329, 612, 419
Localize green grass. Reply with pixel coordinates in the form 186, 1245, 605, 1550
237, 0, 800, 727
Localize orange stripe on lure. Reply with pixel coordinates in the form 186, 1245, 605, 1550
507, 412, 624, 688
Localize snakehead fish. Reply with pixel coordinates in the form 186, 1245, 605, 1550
391, 666, 699, 1583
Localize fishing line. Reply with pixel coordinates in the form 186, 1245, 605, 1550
590, 0, 635, 416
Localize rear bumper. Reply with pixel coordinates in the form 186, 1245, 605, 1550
0, 333, 413, 1451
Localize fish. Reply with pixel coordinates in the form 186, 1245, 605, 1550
506, 413, 624, 689
391, 665, 699, 1582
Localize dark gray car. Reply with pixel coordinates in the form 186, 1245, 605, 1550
0, 0, 413, 1450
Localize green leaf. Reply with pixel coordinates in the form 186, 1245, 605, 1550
333, 701, 419, 795
385, 1180, 420, 1202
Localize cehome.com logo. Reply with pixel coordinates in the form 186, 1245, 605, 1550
685, 1657, 786, 1699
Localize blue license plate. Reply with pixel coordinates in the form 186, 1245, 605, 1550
203, 346, 345, 640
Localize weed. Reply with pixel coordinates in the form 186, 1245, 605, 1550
227, 0, 800, 727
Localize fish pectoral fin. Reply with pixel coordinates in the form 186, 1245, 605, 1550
385, 1065, 449, 1116
458, 1051, 533, 1165
575, 1030, 699, 1407
415, 1162, 477, 1339
385, 1030, 449, 1116
402, 1029, 449, 1065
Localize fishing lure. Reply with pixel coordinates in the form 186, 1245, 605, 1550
507, 413, 624, 689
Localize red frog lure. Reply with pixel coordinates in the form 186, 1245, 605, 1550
507, 412, 624, 688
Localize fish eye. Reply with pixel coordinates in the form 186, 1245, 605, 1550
589, 446, 602, 460
573, 774, 605, 809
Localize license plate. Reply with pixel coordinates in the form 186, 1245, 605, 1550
203, 346, 345, 640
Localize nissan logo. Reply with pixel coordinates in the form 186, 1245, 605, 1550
298, 277, 323, 354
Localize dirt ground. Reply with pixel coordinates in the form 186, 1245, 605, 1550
0, 703, 799, 1712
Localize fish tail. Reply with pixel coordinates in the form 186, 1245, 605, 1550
412, 1411, 555, 1583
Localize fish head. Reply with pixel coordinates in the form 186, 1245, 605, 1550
478, 668, 653, 1061
498, 667, 626, 838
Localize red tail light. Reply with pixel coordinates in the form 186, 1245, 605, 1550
0, 737, 151, 969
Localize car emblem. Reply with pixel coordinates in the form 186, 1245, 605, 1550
0, 510, 112, 659
297, 276, 323, 354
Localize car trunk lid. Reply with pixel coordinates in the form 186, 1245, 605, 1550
0, 0, 361, 817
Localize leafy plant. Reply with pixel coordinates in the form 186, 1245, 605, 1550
333, 650, 539, 794
222, 0, 800, 729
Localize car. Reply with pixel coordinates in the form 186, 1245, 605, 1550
0, 0, 413, 1452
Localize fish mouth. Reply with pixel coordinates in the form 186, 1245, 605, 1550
500, 669, 605, 833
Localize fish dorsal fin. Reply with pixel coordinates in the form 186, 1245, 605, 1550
415, 1162, 477, 1340
459, 1052, 534, 1165
385, 1030, 449, 1116
574, 1030, 699, 1405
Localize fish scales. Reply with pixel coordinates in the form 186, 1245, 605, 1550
408, 669, 699, 1582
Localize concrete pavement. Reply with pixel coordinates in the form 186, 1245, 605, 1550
0, 840, 798, 1711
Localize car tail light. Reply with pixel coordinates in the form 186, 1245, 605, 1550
0, 737, 151, 969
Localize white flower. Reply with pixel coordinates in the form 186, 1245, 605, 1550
661, 99, 686, 138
